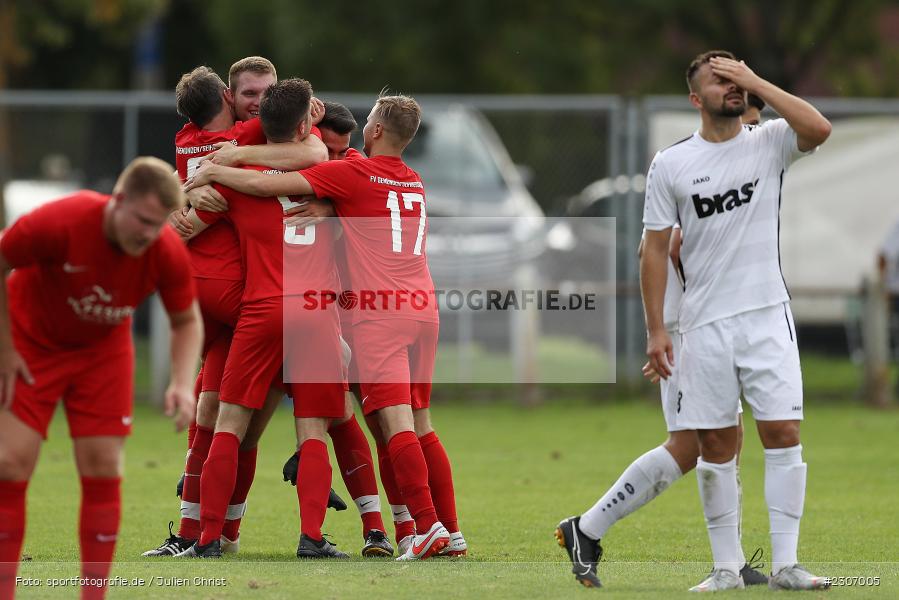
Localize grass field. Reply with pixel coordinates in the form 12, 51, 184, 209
12, 360, 899, 599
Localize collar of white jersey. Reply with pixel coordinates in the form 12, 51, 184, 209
692, 125, 748, 148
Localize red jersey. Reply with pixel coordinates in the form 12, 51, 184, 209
195, 167, 339, 305
175, 119, 266, 281
1, 191, 195, 350
302, 154, 438, 323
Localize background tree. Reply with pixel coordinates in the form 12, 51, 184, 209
2, 0, 895, 96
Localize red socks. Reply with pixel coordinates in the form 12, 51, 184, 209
329, 416, 385, 537
178, 425, 213, 540
387, 431, 437, 533
187, 420, 198, 450
418, 431, 459, 533
79, 476, 121, 600
376, 442, 415, 543
0, 480, 27, 600
222, 447, 257, 541
296, 439, 332, 540
199, 432, 239, 546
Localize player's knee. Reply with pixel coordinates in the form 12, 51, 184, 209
758, 420, 801, 448
215, 404, 251, 439
77, 451, 121, 478
698, 429, 737, 462
664, 432, 699, 472
413, 409, 432, 437
378, 406, 414, 440
297, 418, 329, 445
196, 394, 219, 428
0, 450, 36, 481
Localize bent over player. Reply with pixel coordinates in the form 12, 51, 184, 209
0, 158, 202, 600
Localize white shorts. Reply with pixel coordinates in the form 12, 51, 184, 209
661, 330, 743, 432
675, 302, 803, 430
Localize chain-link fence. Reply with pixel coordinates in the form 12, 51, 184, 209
3, 91, 897, 399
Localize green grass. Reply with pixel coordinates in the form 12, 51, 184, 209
13, 390, 899, 598
433, 337, 613, 384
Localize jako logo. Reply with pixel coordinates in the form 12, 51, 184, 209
692, 178, 759, 219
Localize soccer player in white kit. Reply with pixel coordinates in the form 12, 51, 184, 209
641, 50, 832, 592
555, 95, 772, 592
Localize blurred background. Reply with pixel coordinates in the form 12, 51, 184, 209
2, 0, 899, 405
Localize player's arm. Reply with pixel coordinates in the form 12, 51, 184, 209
165, 301, 202, 431
641, 228, 674, 379
0, 213, 62, 407
283, 197, 337, 229
207, 135, 328, 170
709, 56, 831, 151
0, 251, 34, 408
636, 239, 662, 385
183, 207, 214, 241
186, 163, 314, 198
186, 184, 228, 212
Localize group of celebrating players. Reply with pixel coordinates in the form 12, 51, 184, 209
0, 55, 466, 600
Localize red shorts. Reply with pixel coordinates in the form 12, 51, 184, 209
291, 383, 345, 419
11, 336, 133, 439
284, 296, 345, 419
196, 277, 242, 392
219, 300, 283, 411
201, 330, 232, 393
220, 298, 344, 418
355, 319, 438, 416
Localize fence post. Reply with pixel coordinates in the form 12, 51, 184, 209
149, 294, 170, 407
512, 262, 541, 406
861, 276, 891, 407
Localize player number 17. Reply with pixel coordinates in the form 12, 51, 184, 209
386, 191, 426, 255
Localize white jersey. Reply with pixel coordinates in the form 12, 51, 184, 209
642, 226, 683, 331
642, 118, 813, 332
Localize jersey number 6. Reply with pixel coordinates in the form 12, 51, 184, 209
277, 196, 316, 246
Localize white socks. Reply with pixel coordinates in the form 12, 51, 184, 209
764, 444, 806, 575
579, 446, 682, 540
696, 457, 742, 575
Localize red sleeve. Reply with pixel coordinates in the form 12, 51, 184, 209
301, 160, 360, 203
235, 118, 267, 146
310, 126, 322, 140
194, 208, 224, 226
154, 228, 196, 313
345, 148, 364, 160
0, 202, 68, 268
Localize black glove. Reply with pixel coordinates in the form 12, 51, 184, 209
282, 452, 299, 486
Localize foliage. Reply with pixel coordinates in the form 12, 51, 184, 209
3, 0, 897, 95
2, 0, 166, 88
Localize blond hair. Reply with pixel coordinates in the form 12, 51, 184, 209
374, 93, 421, 145
114, 157, 185, 210
228, 56, 277, 90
